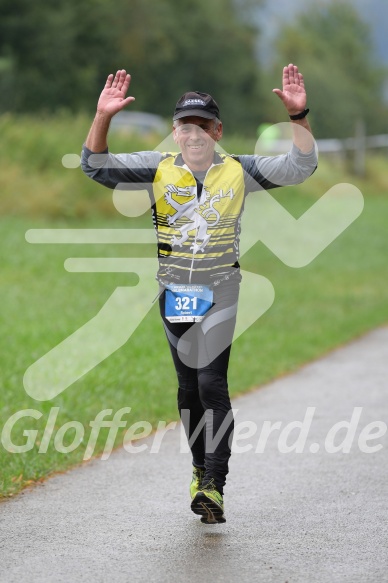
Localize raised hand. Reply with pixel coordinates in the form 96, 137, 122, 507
97, 69, 135, 117
272, 64, 307, 116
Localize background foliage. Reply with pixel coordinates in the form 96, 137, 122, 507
267, 2, 387, 137
0, 0, 264, 132
0, 0, 387, 137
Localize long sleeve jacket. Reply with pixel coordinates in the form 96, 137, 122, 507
81, 144, 317, 286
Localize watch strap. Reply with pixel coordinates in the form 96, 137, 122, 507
289, 108, 310, 120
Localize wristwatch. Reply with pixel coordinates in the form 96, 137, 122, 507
289, 109, 309, 120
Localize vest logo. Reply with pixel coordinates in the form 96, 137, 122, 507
163, 183, 235, 254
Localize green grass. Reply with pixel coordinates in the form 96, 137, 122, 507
0, 113, 387, 498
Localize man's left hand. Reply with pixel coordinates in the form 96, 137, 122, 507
272, 63, 307, 116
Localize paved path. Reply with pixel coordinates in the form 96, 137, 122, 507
1, 328, 387, 583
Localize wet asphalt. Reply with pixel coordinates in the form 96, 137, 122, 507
0, 327, 387, 583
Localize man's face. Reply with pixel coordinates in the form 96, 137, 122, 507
173, 116, 223, 171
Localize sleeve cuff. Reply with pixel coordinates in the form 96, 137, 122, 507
82, 144, 109, 155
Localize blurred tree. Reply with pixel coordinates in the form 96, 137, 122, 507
117, 0, 265, 132
0, 0, 265, 132
267, 0, 388, 138
0, 0, 119, 112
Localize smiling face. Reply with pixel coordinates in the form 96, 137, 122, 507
173, 116, 223, 172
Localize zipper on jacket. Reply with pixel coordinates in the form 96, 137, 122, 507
184, 158, 223, 283
188, 165, 212, 284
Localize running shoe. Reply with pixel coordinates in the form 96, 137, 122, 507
191, 478, 226, 524
190, 466, 205, 500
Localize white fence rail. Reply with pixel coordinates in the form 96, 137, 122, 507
319, 134, 388, 152
266, 134, 388, 153
265, 131, 388, 175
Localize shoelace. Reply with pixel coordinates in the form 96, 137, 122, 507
194, 467, 204, 478
202, 478, 217, 492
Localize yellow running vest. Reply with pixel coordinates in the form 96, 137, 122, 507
151, 153, 246, 285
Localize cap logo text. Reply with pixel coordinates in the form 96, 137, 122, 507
183, 99, 206, 106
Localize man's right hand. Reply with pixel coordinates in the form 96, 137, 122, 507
84, 69, 135, 152
97, 69, 135, 118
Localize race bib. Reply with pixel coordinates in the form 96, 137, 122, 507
165, 284, 213, 323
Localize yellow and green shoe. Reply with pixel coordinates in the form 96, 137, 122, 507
190, 466, 205, 500
191, 478, 226, 524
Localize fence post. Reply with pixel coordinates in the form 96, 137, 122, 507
354, 118, 366, 177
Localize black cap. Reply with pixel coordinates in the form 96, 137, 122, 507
173, 91, 221, 121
